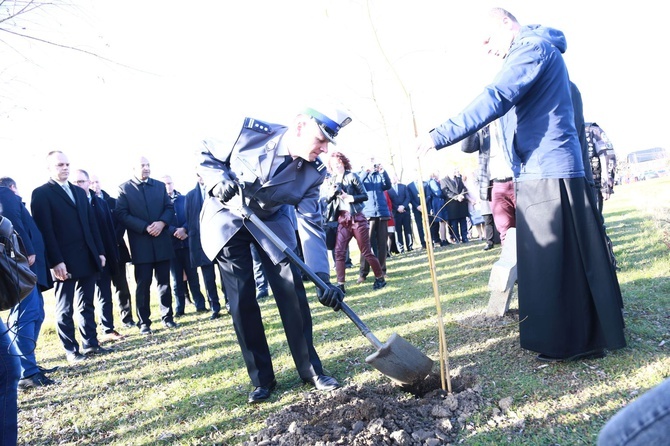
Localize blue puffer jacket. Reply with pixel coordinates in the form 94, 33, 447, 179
429, 25, 584, 181
359, 169, 392, 218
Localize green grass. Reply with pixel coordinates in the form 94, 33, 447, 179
11, 177, 670, 445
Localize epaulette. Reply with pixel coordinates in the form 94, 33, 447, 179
313, 156, 328, 175
243, 117, 273, 134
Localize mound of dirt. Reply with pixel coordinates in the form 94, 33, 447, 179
244, 372, 491, 446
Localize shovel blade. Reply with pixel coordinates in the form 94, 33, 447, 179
365, 333, 434, 386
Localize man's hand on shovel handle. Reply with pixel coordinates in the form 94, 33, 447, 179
315, 272, 344, 311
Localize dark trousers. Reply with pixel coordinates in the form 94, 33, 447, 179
412, 209, 426, 247
360, 217, 388, 278
95, 270, 116, 333
394, 211, 413, 251
216, 227, 322, 387
171, 248, 206, 314
250, 243, 268, 293
483, 213, 500, 247
335, 212, 383, 283
54, 275, 99, 354
110, 261, 133, 324
449, 217, 469, 242
200, 264, 223, 312
133, 260, 173, 328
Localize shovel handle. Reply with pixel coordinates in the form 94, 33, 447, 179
241, 209, 384, 350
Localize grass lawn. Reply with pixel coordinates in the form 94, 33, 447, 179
10, 177, 669, 445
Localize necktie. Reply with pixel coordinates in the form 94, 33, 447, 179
62, 184, 75, 203
273, 155, 293, 177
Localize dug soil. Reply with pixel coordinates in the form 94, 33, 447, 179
244, 372, 495, 446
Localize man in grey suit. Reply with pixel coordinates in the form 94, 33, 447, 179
116, 157, 177, 335
198, 106, 349, 404
30, 151, 109, 364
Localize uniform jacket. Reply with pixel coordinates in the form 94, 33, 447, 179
184, 183, 213, 267
30, 179, 105, 281
116, 177, 175, 265
429, 25, 584, 181
197, 118, 330, 274
359, 169, 392, 218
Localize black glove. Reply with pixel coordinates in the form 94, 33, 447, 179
211, 173, 238, 203
315, 272, 343, 312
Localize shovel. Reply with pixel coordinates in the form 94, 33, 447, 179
236, 194, 434, 386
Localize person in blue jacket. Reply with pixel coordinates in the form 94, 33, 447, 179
415, 7, 625, 361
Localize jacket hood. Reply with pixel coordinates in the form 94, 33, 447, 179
520, 24, 567, 54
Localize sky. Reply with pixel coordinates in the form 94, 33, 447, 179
1, 0, 668, 202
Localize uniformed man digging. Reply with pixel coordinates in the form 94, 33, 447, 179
198, 106, 349, 404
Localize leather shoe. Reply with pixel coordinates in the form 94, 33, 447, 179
38, 365, 59, 374
82, 345, 112, 355
139, 325, 152, 335
100, 330, 126, 342
18, 372, 55, 390
209, 312, 221, 320
123, 320, 137, 328
66, 352, 87, 364
247, 379, 277, 404
482, 244, 494, 251
163, 320, 179, 329
303, 374, 340, 391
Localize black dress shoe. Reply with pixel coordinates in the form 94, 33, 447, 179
537, 349, 606, 363
38, 365, 59, 374
303, 374, 340, 391
209, 312, 221, 320
66, 352, 87, 364
139, 325, 152, 335
163, 320, 179, 329
482, 244, 494, 251
82, 345, 112, 355
18, 372, 55, 389
247, 379, 277, 404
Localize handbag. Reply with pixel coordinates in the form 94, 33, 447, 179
0, 216, 38, 311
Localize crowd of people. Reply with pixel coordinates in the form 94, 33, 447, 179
0, 6, 661, 445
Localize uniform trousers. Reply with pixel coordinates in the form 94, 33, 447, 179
216, 226, 322, 387
133, 260, 174, 328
